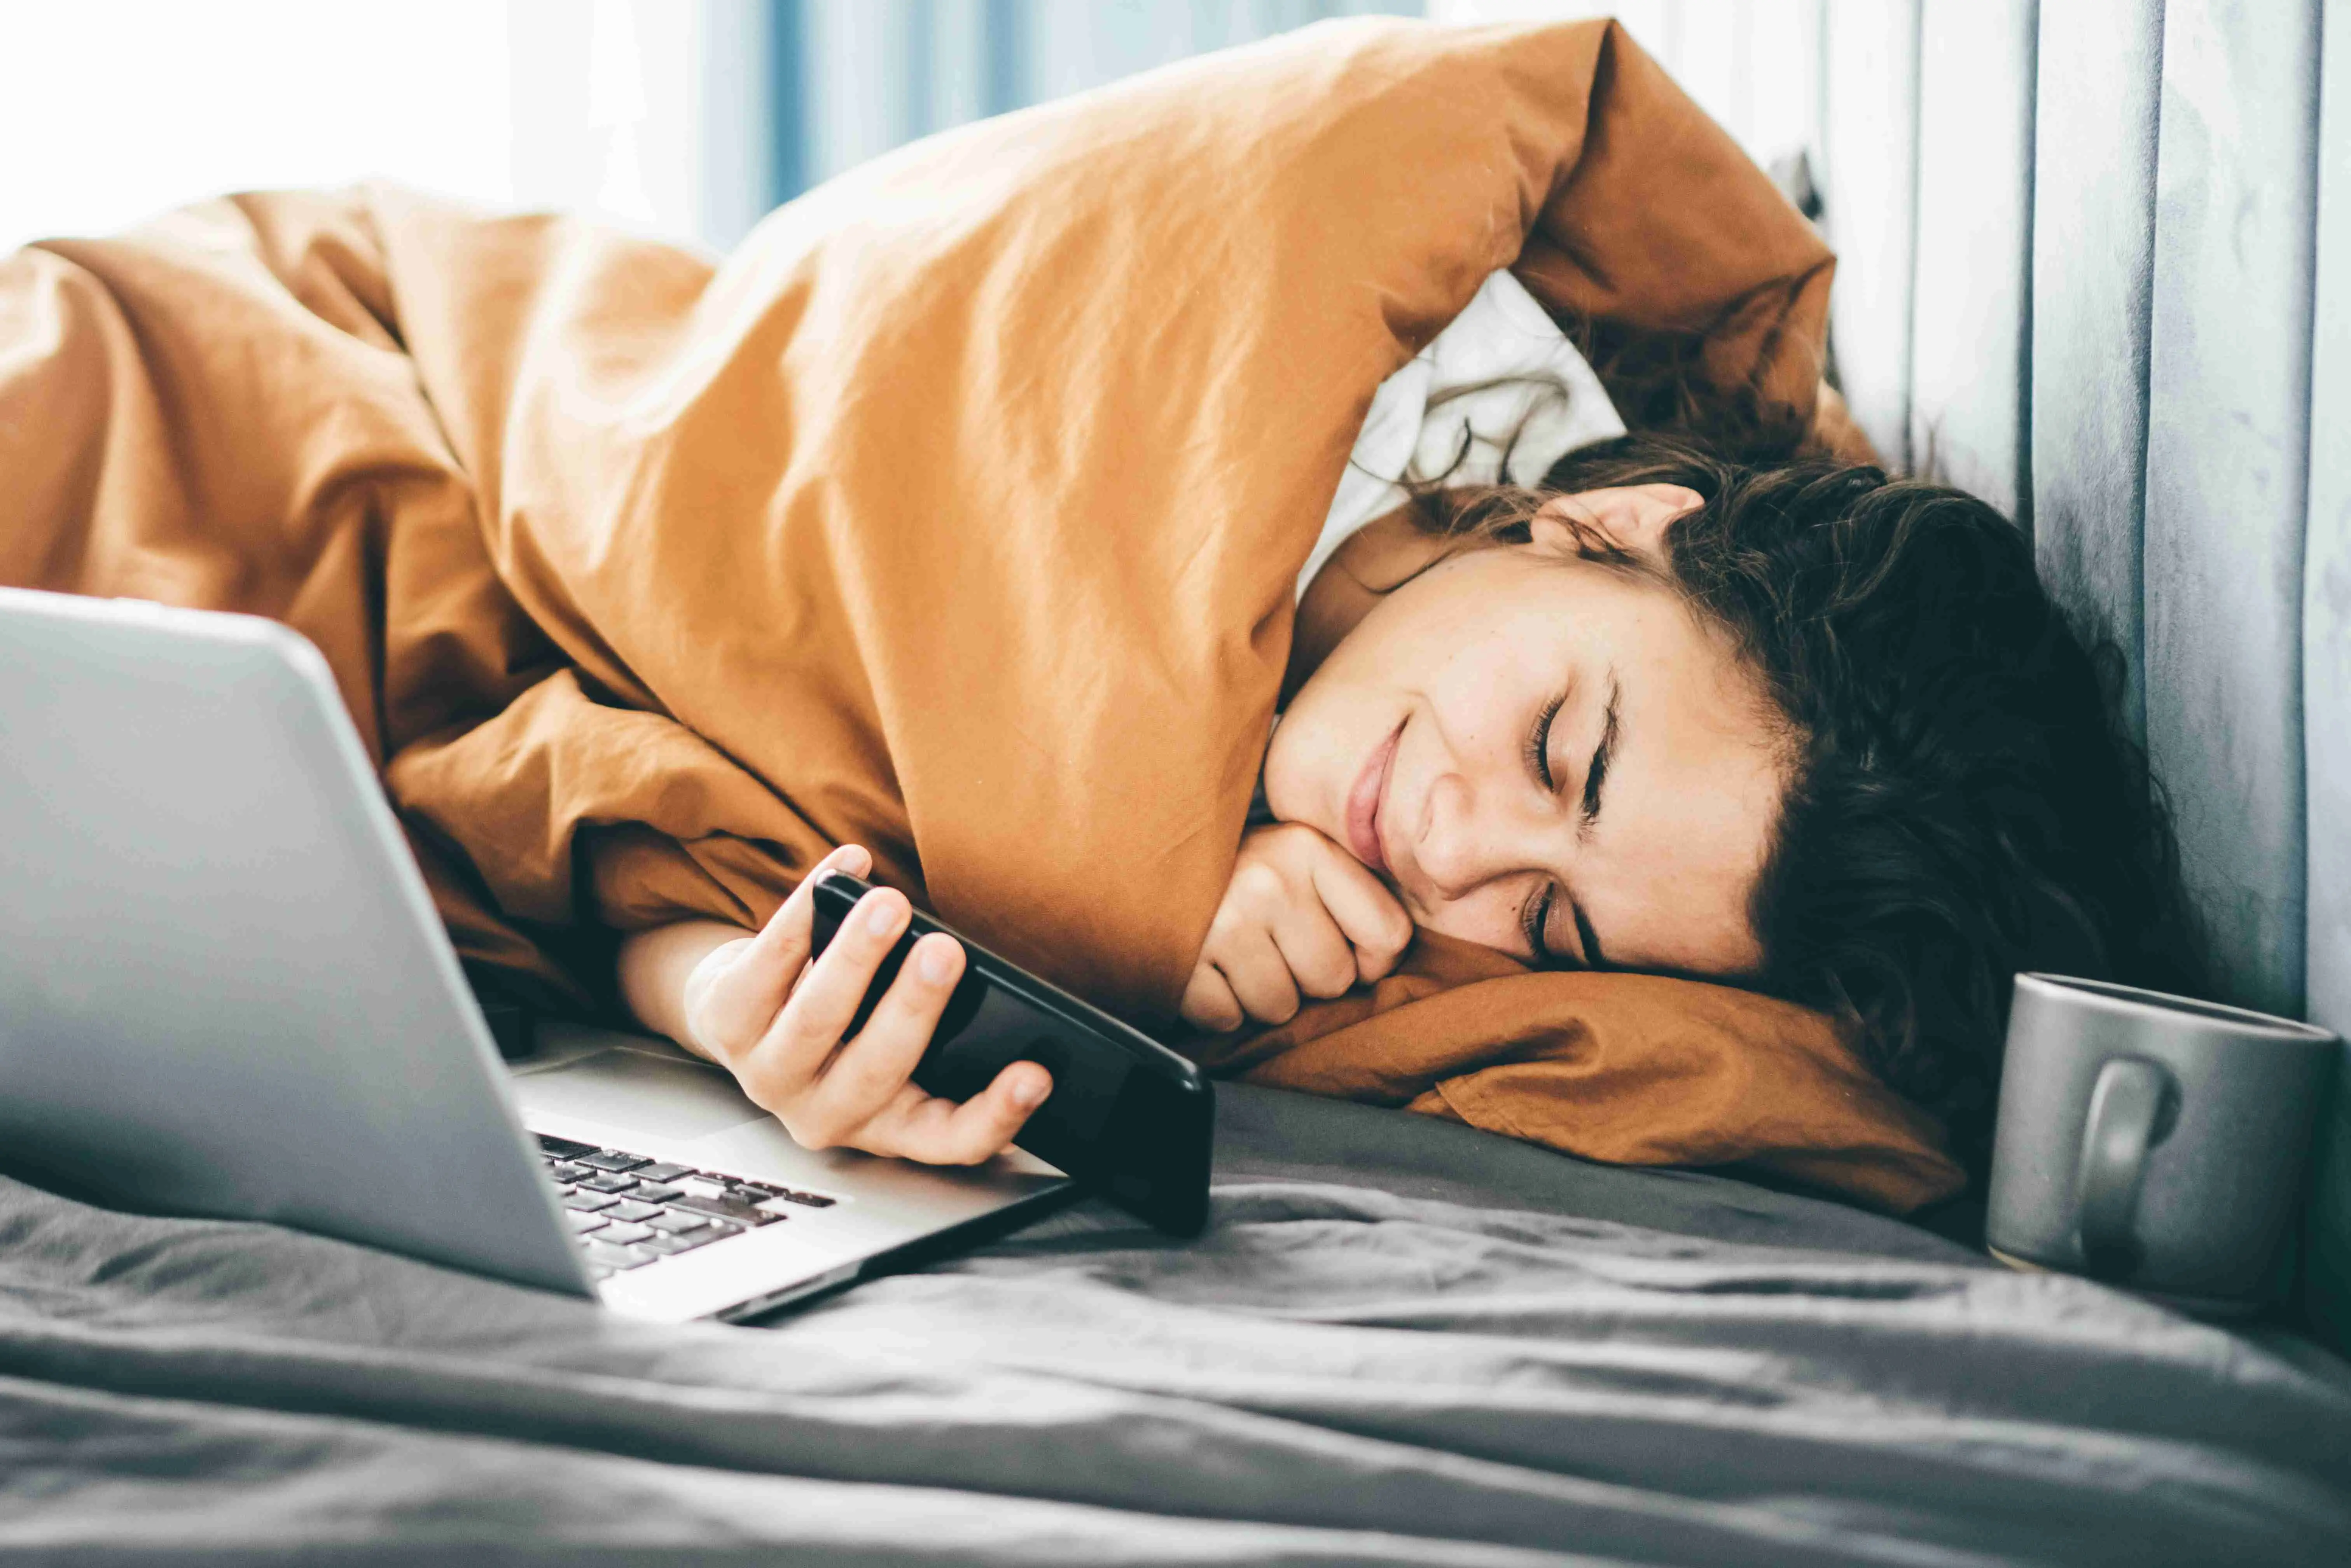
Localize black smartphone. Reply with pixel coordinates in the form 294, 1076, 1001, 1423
806, 872, 1213, 1236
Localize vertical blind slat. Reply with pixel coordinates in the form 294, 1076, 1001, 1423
1909, 0, 2037, 522
1820, 0, 1923, 468
2141, 0, 2322, 1017
2029, 0, 2165, 745
2299, 0, 2351, 1344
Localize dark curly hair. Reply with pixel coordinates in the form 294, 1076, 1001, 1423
1409, 433, 2204, 1173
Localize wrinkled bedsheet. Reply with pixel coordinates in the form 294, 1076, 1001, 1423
3, 1085, 2346, 1566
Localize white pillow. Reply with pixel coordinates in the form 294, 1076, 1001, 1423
1300, 268, 1626, 600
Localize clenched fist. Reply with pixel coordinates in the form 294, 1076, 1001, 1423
1180, 822, 1413, 1031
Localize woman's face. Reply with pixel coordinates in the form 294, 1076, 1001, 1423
1263, 486, 1788, 976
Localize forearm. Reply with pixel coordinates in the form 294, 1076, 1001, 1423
615, 919, 754, 1058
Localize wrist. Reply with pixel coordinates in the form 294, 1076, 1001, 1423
615, 919, 757, 1056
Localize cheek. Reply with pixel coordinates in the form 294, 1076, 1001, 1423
1262, 666, 1374, 827
1408, 879, 1525, 953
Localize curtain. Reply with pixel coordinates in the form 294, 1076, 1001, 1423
699, 0, 1420, 245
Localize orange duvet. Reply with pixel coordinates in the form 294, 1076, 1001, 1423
0, 17, 1961, 1210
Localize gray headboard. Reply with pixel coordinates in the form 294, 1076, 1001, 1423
1799, 0, 2348, 1342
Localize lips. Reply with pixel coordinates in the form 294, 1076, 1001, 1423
1344, 719, 1403, 876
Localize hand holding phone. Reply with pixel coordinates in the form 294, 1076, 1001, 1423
807, 871, 1213, 1235
671, 846, 1053, 1169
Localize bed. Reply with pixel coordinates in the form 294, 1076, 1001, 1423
5, 5, 2351, 1561
6, 1075, 2346, 1563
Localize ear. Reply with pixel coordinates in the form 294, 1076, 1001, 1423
1528, 484, 1703, 564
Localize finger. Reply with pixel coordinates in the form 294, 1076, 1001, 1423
696, 844, 871, 1052
1217, 928, 1301, 1026
1269, 899, 1359, 1000
750, 843, 874, 966
1269, 921, 1363, 1006
802, 932, 964, 1134
745, 884, 910, 1097
863, 1060, 1052, 1166
1307, 848, 1415, 982
1180, 963, 1245, 1033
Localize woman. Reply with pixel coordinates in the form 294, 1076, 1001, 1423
617, 423, 2196, 1176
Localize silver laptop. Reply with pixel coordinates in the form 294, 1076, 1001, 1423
0, 587, 1072, 1322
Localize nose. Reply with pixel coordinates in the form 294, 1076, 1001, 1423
1413, 768, 1553, 903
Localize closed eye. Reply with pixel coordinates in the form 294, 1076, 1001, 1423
1521, 881, 1556, 964
1580, 672, 1620, 833
1525, 690, 1564, 792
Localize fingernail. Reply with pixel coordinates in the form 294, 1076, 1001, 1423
1012, 1072, 1049, 1110
865, 894, 900, 935
917, 939, 954, 985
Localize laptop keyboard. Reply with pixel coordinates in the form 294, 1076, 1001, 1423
535, 1133, 837, 1280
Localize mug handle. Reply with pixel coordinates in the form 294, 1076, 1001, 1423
2073, 1056, 2174, 1273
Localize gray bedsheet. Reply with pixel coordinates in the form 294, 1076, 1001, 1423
3, 1084, 2346, 1565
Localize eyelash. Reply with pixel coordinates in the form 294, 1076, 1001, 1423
1524, 692, 1564, 791
1521, 691, 1566, 962
1522, 883, 1556, 965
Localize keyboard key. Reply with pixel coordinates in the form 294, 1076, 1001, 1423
560, 1190, 619, 1213
630, 1183, 682, 1205
550, 1161, 596, 1184
596, 1220, 655, 1246
669, 1193, 780, 1228
582, 1238, 659, 1271
634, 1162, 693, 1183
578, 1151, 650, 1173
562, 1210, 609, 1235
644, 1210, 717, 1236
608, 1198, 665, 1224
536, 1134, 597, 1159
641, 1228, 724, 1256
717, 1178, 837, 1209
577, 1172, 640, 1194
719, 1178, 782, 1200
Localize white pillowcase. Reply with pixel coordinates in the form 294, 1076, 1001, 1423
1299, 268, 1626, 600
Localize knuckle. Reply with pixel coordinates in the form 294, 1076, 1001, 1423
1302, 961, 1355, 999
1266, 822, 1316, 856
1192, 996, 1240, 1032
1234, 862, 1288, 905
1252, 991, 1300, 1026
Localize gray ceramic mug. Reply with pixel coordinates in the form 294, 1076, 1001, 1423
1985, 973, 2339, 1313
